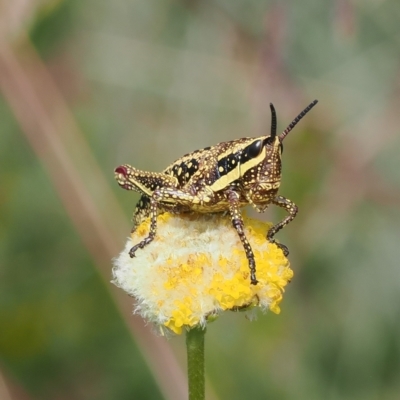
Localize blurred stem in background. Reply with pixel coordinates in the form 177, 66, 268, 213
0, 370, 14, 400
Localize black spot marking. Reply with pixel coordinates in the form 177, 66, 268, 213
217, 152, 240, 177
169, 159, 199, 186
186, 159, 199, 178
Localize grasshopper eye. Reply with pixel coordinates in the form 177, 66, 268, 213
279, 143, 284, 154
248, 140, 263, 158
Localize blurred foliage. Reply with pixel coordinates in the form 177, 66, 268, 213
1, 0, 400, 399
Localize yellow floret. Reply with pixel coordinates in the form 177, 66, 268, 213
112, 212, 293, 335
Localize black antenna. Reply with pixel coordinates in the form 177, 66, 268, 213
270, 103, 277, 139
279, 100, 318, 141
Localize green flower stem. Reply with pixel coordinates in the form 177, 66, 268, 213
186, 326, 206, 400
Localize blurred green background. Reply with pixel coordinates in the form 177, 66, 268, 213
1, 0, 400, 399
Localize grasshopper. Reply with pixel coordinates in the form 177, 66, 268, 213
115, 100, 318, 284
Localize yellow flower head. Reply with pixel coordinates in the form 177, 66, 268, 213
112, 212, 293, 335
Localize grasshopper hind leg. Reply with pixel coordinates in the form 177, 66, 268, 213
129, 196, 158, 257
128, 188, 189, 257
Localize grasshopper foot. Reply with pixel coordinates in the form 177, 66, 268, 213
267, 238, 289, 257
129, 235, 155, 258
274, 241, 289, 257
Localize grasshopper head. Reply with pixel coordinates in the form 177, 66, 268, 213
260, 99, 319, 180
264, 99, 318, 152
244, 100, 318, 204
